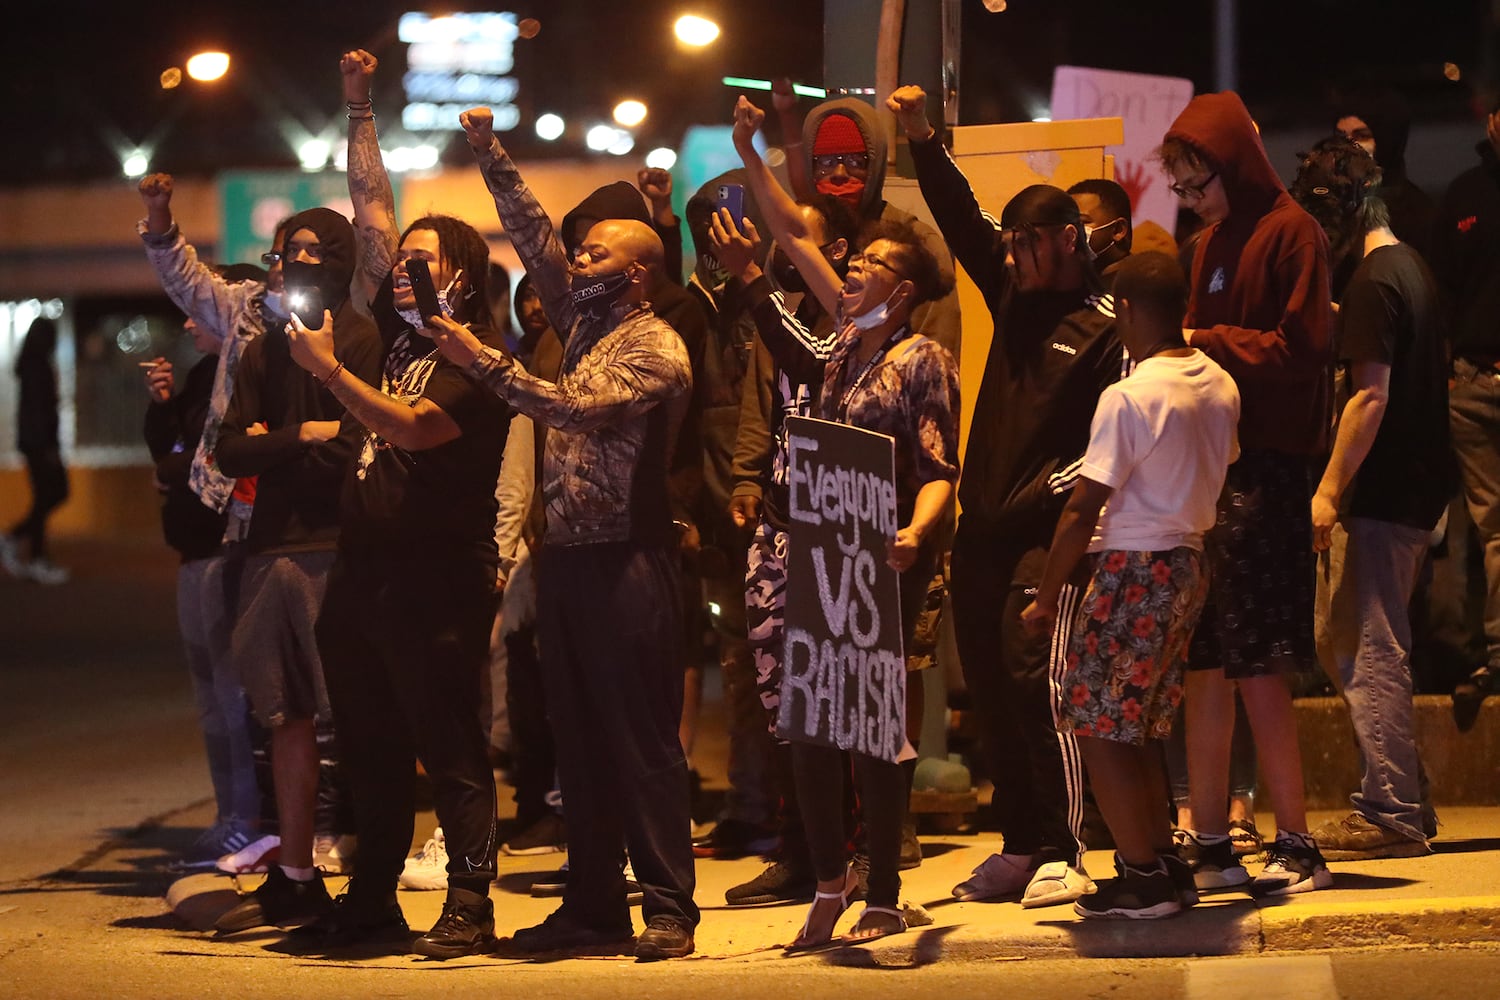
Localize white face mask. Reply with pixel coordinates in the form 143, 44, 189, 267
395, 270, 463, 331
262, 290, 288, 320
849, 285, 902, 330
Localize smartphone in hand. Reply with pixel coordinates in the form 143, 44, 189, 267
716, 183, 747, 234
406, 258, 445, 321
287, 286, 326, 329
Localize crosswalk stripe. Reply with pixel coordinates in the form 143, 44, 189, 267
1186, 955, 1339, 1000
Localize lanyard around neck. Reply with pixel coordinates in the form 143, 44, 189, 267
837, 324, 910, 421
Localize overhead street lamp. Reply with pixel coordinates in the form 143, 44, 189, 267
613, 100, 647, 128
186, 51, 230, 82
674, 14, 720, 47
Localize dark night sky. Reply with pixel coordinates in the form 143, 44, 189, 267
2, 0, 1492, 187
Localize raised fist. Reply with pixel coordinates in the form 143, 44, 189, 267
460, 107, 496, 152
732, 96, 766, 148
138, 173, 174, 210
886, 86, 934, 141
771, 77, 797, 115
637, 167, 673, 206
340, 49, 378, 104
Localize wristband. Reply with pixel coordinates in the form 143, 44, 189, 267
320, 361, 345, 387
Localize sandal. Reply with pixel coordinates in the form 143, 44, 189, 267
786, 867, 858, 951
1228, 819, 1263, 857
841, 905, 907, 943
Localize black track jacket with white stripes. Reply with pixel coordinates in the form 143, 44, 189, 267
910, 137, 1122, 544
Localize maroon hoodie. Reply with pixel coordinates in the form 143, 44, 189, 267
1165, 92, 1333, 455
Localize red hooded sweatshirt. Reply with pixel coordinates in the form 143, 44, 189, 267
1165, 92, 1333, 455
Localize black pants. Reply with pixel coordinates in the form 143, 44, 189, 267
9, 447, 67, 559
949, 522, 1084, 865
504, 620, 557, 829
316, 553, 498, 896
793, 543, 936, 909
536, 541, 698, 932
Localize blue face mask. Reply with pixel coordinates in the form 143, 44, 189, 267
570, 269, 634, 323
848, 285, 902, 330
262, 290, 288, 320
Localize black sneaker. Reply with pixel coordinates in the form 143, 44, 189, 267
531, 862, 643, 905
634, 915, 694, 960
502, 813, 566, 856
1453, 665, 1494, 703
1159, 850, 1199, 907
691, 818, 780, 859
505, 908, 635, 956
1074, 861, 1182, 920
1176, 830, 1249, 891
724, 861, 817, 906
413, 887, 499, 959
288, 883, 410, 951
1252, 832, 1333, 896
215, 867, 332, 934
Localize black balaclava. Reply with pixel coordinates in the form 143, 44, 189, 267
280, 206, 357, 325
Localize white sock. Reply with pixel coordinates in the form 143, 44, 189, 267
279, 864, 316, 882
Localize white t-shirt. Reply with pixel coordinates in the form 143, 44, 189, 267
1081, 350, 1240, 553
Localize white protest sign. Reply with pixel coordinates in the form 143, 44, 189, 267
1050, 66, 1195, 233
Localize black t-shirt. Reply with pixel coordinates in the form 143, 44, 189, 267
338, 324, 513, 570
1338, 242, 1456, 529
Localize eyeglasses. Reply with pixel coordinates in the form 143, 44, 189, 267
813, 152, 871, 173
1169, 171, 1219, 201
261, 251, 283, 265
848, 251, 906, 281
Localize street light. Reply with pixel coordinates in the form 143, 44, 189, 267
613, 100, 647, 128
586, 125, 616, 151
645, 147, 678, 170
674, 14, 720, 47
535, 113, 565, 141
122, 150, 149, 178
185, 51, 230, 82
298, 139, 331, 171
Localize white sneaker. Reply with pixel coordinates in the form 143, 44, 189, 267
216, 833, 281, 875
23, 558, 69, 585
314, 833, 357, 874
1021, 859, 1095, 909
953, 852, 1035, 902
399, 827, 448, 891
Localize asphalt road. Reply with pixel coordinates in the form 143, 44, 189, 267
3, 540, 1499, 998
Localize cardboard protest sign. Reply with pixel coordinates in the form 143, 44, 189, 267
776, 416, 906, 763
1050, 66, 1195, 234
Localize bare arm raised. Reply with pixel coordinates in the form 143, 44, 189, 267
731, 96, 843, 317
342, 49, 400, 304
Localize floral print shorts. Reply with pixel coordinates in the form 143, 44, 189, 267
1059, 547, 1210, 745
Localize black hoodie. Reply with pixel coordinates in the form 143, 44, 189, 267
1333, 89, 1436, 262
1434, 137, 1500, 361
215, 206, 383, 554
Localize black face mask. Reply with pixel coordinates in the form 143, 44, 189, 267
771, 244, 847, 295
771, 250, 806, 293
570, 269, 634, 324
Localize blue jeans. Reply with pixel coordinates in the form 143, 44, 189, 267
1449, 357, 1500, 670
178, 555, 258, 825
1314, 517, 1431, 843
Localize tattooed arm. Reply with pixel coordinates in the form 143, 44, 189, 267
341, 49, 400, 305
